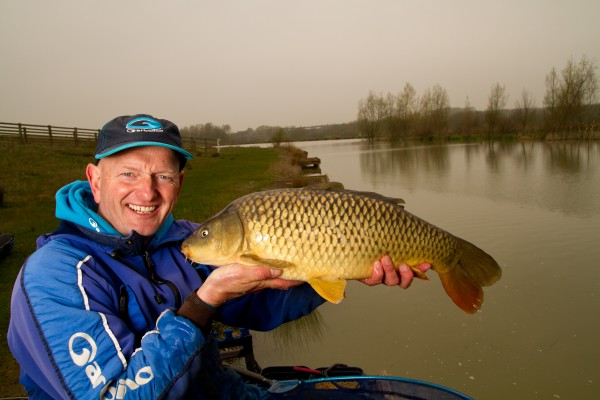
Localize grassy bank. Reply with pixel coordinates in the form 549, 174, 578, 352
0, 140, 282, 397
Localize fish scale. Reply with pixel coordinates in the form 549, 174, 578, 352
258, 189, 442, 276
182, 185, 501, 313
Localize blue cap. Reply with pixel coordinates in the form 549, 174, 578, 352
95, 114, 193, 166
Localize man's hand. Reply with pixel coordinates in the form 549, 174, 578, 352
361, 255, 431, 289
196, 264, 302, 308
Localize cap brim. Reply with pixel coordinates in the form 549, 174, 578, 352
95, 141, 193, 160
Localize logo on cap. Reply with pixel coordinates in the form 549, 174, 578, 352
126, 117, 163, 133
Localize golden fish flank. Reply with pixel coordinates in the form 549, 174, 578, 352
181, 184, 502, 314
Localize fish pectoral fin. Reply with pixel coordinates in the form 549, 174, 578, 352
239, 253, 295, 269
409, 265, 429, 281
308, 278, 346, 304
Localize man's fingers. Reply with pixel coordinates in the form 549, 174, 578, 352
398, 263, 415, 289
252, 277, 304, 292
416, 263, 432, 273
381, 255, 400, 286
360, 259, 383, 286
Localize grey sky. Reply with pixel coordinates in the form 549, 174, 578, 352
1, 0, 599, 132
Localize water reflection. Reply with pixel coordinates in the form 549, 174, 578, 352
357, 141, 600, 217
359, 142, 451, 180
544, 141, 595, 175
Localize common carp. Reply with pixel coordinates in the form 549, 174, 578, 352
181, 183, 501, 313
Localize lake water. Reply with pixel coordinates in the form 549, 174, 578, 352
253, 139, 600, 399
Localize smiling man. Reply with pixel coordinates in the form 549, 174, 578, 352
88, 146, 184, 238
8, 114, 429, 399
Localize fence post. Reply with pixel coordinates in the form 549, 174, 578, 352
18, 123, 23, 141
48, 125, 53, 144
23, 127, 28, 143
74, 127, 78, 144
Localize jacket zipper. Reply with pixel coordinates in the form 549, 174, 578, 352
110, 250, 182, 308
143, 251, 182, 308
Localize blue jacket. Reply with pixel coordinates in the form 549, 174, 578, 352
8, 181, 325, 399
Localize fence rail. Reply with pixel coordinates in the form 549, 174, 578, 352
0, 122, 99, 143
0, 121, 220, 153
182, 137, 220, 153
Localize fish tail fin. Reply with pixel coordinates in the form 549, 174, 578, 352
438, 238, 502, 314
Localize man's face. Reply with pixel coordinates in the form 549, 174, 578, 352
86, 146, 184, 238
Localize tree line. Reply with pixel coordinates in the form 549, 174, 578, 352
180, 55, 598, 145
180, 122, 360, 146
357, 56, 599, 140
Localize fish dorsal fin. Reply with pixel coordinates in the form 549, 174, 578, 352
302, 182, 345, 190
302, 182, 404, 207
365, 191, 404, 206
239, 253, 296, 269
302, 182, 405, 207
308, 278, 346, 304
344, 189, 405, 207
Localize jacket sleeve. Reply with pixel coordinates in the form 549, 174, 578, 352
7, 243, 268, 399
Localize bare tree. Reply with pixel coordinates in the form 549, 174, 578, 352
357, 91, 387, 141
382, 92, 398, 138
485, 83, 508, 135
416, 84, 450, 137
429, 84, 451, 135
270, 127, 287, 147
514, 88, 536, 134
394, 83, 418, 138
544, 56, 599, 136
460, 96, 477, 137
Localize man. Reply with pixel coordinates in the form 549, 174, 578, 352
8, 114, 429, 399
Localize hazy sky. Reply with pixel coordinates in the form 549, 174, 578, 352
1, 0, 599, 132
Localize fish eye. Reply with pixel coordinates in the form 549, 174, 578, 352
200, 228, 209, 237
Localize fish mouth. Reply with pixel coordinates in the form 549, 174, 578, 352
181, 243, 191, 259
181, 240, 199, 263
128, 204, 157, 215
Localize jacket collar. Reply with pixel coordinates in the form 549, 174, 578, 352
47, 220, 189, 256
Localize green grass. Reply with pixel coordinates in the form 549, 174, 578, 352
176, 147, 278, 222
0, 140, 279, 398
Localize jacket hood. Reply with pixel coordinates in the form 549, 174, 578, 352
54, 181, 176, 247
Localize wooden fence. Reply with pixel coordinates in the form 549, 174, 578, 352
0, 122, 99, 144
0, 121, 220, 153
182, 137, 220, 154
